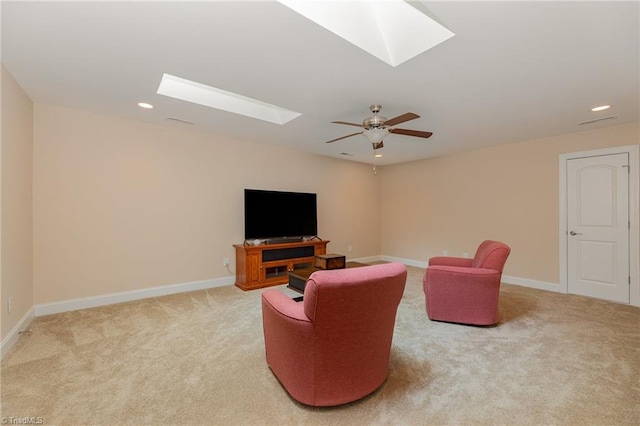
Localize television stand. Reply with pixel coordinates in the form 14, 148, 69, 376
234, 240, 329, 291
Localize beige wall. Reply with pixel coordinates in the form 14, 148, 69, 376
1, 64, 34, 340
11, 82, 640, 310
380, 122, 639, 285
33, 104, 381, 304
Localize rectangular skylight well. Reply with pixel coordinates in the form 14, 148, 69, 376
156, 73, 301, 125
277, 0, 455, 67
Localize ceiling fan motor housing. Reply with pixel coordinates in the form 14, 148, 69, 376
364, 105, 387, 129
363, 116, 387, 129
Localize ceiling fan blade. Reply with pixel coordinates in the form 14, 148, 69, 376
331, 120, 365, 128
389, 128, 433, 139
372, 141, 384, 150
384, 112, 420, 127
325, 132, 363, 143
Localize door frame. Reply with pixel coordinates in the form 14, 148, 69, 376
559, 144, 639, 306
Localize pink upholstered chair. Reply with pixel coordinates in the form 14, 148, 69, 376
261, 262, 407, 406
423, 240, 511, 326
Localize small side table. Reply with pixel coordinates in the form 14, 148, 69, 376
287, 261, 369, 295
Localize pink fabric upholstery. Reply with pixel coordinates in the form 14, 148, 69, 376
261, 262, 407, 406
471, 240, 511, 272
423, 241, 510, 326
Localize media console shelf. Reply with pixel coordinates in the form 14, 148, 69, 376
234, 240, 329, 291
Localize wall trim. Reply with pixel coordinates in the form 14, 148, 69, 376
382, 255, 427, 268
1, 306, 35, 360
4, 250, 632, 361
350, 255, 384, 264
34, 276, 235, 317
382, 255, 561, 293
501, 275, 560, 293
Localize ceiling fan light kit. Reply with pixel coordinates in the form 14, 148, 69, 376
326, 104, 433, 151
364, 127, 389, 144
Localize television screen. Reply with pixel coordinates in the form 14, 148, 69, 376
244, 189, 318, 240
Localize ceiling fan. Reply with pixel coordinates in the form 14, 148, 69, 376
326, 105, 433, 150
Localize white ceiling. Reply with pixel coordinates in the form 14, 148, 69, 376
2, 1, 638, 165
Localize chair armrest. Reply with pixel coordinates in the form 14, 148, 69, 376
424, 265, 502, 296
261, 290, 310, 323
423, 266, 502, 326
261, 289, 315, 394
428, 257, 473, 268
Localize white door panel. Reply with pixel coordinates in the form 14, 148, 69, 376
567, 153, 629, 303
577, 241, 615, 284
578, 166, 615, 226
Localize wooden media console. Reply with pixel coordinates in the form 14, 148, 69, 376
234, 240, 329, 291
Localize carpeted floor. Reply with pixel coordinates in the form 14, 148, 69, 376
1, 265, 639, 425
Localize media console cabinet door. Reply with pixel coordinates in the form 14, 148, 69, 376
247, 252, 260, 284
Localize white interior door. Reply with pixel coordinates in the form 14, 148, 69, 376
567, 153, 629, 303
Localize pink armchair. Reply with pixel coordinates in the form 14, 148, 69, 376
423, 240, 511, 326
261, 262, 407, 406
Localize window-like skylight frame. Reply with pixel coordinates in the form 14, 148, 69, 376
156, 73, 301, 125
277, 0, 455, 67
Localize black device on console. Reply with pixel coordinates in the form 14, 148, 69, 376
244, 189, 318, 243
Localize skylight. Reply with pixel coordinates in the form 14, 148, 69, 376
277, 0, 454, 67
156, 74, 301, 125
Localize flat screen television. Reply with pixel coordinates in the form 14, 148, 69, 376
244, 189, 318, 241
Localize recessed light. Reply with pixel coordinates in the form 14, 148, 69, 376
277, 0, 454, 67
156, 73, 301, 125
137, 102, 154, 109
590, 105, 612, 112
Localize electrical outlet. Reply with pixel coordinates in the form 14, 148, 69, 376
8, 297, 13, 315
223, 257, 230, 267
463, 252, 469, 258
443, 250, 448, 256
348, 245, 353, 252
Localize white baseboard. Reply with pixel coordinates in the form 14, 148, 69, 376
382, 255, 428, 268
350, 255, 384, 264
1, 306, 35, 360
2, 276, 234, 360
382, 255, 561, 293
1, 259, 562, 361
34, 276, 235, 317
27, 259, 562, 319
501, 274, 560, 292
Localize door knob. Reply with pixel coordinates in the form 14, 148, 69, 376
569, 231, 582, 236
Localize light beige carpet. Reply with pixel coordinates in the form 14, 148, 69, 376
1, 265, 639, 425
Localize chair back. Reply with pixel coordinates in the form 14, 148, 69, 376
304, 262, 406, 325
472, 240, 511, 271
302, 263, 406, 386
